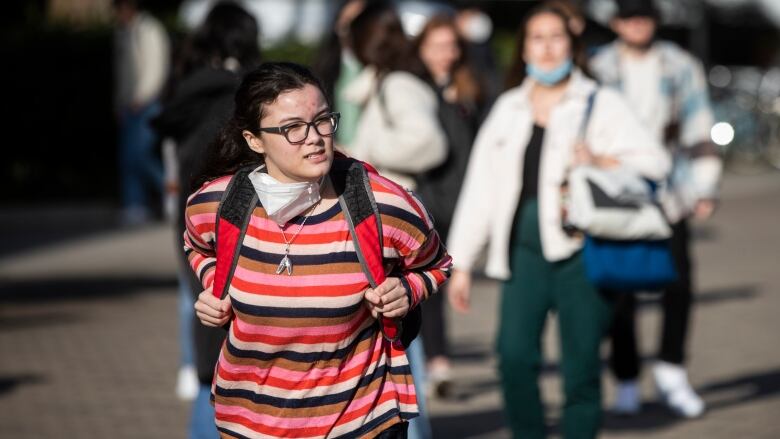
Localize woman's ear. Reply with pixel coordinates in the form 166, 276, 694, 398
243, 130, 264, 154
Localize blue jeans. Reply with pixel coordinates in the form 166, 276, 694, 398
118, 102, 163, 211
406, 337, 432, 439
190, 385, 218, 439
179, 270, 195, 367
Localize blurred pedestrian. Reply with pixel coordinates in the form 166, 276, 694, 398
312, 0, 366, 151
344, 1, 447, 191
454, 6, 502, 107
446, 4, 670, 438
589, 0, 723, 419
112, 0, 169, 225
412, 13, 486, 399
186, 61, 452, 439
344, 4, 448, 436
153, 2, 262, 437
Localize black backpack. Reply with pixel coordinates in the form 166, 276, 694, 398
210, 155, 421, 348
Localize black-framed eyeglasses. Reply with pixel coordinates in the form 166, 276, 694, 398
258, 112, 340, 144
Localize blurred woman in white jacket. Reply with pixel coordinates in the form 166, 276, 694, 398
446, 4, 670, 438
343, 3, 447, 438
344, 1, 446, 190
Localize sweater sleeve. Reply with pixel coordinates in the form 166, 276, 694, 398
182, 177, 230, 290
373, 175, 452, 309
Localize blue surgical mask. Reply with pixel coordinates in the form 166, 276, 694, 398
526, 58, 573, 86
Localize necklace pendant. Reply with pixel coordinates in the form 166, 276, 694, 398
276, 254, 293, 276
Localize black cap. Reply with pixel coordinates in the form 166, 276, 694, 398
615, 0, 658, 19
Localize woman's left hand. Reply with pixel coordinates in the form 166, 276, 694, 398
363, 277, 410, 319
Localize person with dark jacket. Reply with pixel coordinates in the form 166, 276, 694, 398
152, 2, 261, 437
411, 13, 486, 399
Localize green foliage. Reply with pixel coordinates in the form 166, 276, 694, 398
263, 40, 319, 67
491, 29, 518, 72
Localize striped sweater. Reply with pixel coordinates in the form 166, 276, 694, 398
183, 171, 452, 438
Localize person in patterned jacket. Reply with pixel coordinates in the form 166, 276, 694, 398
589, 0, 722, 419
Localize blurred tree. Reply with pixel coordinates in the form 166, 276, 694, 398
48, 0, 111, 25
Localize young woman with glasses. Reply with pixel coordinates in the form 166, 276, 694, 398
185, 62, 451, 439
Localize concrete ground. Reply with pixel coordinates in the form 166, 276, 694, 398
1, 171, 779, 438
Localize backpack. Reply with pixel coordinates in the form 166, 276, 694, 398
210, 155, 421, 348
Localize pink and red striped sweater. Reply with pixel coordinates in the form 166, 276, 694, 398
183, 171, 452, 438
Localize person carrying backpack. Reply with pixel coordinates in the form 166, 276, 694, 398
185, 62, 452, 439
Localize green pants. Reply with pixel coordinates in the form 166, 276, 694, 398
497, 199, 612, 439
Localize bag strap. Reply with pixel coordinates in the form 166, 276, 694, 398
331, 157, 403, 344
578, 88, 599, 142
377, 77, 395, 128
212, 156, 403, 344
565, 88, 600, 176
212, 166, 258, 300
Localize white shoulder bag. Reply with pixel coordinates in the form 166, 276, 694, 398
565, 90, 672, 241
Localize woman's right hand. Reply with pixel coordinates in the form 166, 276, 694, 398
573, 141, 620, 169
194, 287, 233, 327
447, 269, 472, 313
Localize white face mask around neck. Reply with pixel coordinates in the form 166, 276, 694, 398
247, 166, 323, 226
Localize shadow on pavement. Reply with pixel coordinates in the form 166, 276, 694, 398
632, 284, 760, 309
701, 367, 780, 411
694, 284, 761, 306
0, 276, 177, 302
603, 366, 780, 432
451, 377, 502, 402
0, 206, 124, 259
0, 373, 46, 397
449, 342, 492, 363
431, 407, 507, 438
0, 309, 87, 331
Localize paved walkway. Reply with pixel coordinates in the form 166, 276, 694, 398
1, 172, 779, 438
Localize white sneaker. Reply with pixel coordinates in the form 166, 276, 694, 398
653, 361, 705, 418
427, 360, 453, 399
611, 380, 641, 415
176, 365, 199, 401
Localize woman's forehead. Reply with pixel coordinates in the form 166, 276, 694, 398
527, 13, 566, 33
264, 85, 327, 119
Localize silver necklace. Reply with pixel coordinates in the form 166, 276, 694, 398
275, 200, 321, 276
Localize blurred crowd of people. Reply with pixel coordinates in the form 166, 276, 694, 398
112, 0, 722, 437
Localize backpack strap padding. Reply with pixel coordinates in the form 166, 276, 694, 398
333, 158, 402, 343
213, 166, 258, 300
